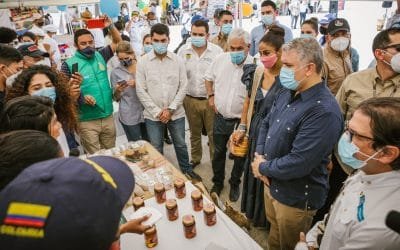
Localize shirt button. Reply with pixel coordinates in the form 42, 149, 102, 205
317, 100, 321, 104
276, 119, 280, 123
287, 127, 290, 131
275, 189, 278, 193
305, 192, 308, 196
267, 135, 271, 139
305, 185, 308, 188
286, 104, 290, 108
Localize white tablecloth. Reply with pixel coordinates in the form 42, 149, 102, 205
121, 182, 262, 250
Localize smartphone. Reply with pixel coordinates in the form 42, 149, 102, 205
72, 63, 78, 75
118, 80, 128, 87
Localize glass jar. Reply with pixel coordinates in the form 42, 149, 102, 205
154, 183, 166, 204
174, 178, 186, 199
182, 214, 196, 239
132, 197, 145, 211
203, 203, 217, 226
144, 225, 158, 248
191, 190, 203, 211
165, 199, 179, 221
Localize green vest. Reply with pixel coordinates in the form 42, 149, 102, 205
66, 51, 113, 121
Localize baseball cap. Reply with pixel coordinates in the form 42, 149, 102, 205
43, 25, 58, 33
17, 43, 49, 58
0, 156, 135, 250
319, 13, 336, 25
327, 18, 350, 35
191, 14, 209, 24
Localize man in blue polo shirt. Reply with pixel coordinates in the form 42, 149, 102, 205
252, 38, 343, 250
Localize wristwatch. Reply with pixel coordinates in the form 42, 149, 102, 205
167, 108, 175, 114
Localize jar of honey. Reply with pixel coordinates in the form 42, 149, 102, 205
132, 197, 145, 211
203, 203, 217, 226
165, 199, 179, 221
154, 183, 166, 204
182, 214, 196, 239
191, 190, 203, 211
144, 225, 158, 248
174, 178, 186, 199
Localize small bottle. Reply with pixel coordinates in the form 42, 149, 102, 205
182, 214, 196, 239
154, 183, 166, 204
165, 199, 179, 221
191, 190, 203, 211
203, 203, 217, 226
144, 225, 158, 248
132, 197, 145, 211
174, 178, 186, 199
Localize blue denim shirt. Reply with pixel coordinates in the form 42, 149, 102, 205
250, 22, 293, 56
255, 82, 343, 210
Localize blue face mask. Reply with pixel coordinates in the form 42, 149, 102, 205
338, 132, 381, 169
143, 44, 153, 54
300, 33, 315, 39
152, 42, 168, 55
32, 86, 57, 102
79, 46, 96, 59
261, 14, 274, 26
230, 51, 246, 65
191, 36, 206, 48
221, 23, 233, 35
279, 66, 299, 90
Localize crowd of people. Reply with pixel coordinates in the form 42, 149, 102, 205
0, 0, 400, 249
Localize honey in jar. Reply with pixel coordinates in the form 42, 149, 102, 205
174, 178, 186, 199
182, 214, 196, 239
191, 190, 203, 211
165, 199, 179, 221
132, 197, 145, 211
154, 183, 166, 204
144, 225, 158, 248
203, 203, 217, 226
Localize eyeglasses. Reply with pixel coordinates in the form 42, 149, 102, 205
383, 43, 400, 52
345, 122, 374, 142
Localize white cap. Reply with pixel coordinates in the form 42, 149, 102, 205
30, 26, 46, 37
43, 25, 58, 33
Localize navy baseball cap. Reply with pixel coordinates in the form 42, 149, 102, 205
0, 156, 135, 250
191, 14, 209, 24
327, 18, 350, 35
17, 43, 49, 58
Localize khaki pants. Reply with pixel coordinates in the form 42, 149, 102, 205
264, 185, 316, 250
183, 96, 214, 163
78, 115, 116, 154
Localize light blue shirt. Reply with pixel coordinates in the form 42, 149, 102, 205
250, 22, 293, 56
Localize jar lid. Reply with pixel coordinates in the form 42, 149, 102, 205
154, 183, 164, 192
165, 199, 177, 209
203, 203, 215, 214
174, 178, 185, 188
132, 196, 144, 205
144, 225, 156, 235
182, 214, 195, 226
191, 190, 202, 200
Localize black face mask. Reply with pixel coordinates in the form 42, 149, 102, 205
120, 58, 133, 67
319, 26, 327, 35
79, 46, 96, 59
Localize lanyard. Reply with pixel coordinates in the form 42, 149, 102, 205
357, 192, 365, 222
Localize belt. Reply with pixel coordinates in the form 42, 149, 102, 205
216, 113, 240, 122
186, 95, 207, 100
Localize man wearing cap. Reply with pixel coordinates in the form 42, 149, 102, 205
126, 11, 145, 56
17, 43, 50, 68
322, 18, 353, 95
211, 10, 234, 52
43, 25, 61, 67
177, 19, 223, 169
0, 156, 150, 250
29, 14, 45, 38
250, 0, 293, 57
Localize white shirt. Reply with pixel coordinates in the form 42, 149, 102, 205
43, 34, 61, 66
208, 21, 220, 41
204, 52, 254, 119
177, 42, 223, 98
310, 170, 400, 250
136, 51, 188, 121
129, 22, 144, 56
300, 3, 308, 13
89, 28, 105, 49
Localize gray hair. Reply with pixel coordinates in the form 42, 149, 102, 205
282, 38, 323, 73
228, 28, 250, 45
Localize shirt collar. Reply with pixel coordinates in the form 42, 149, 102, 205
290, 82, 326, 102
149, 50, 173, 61
373, 66, 400, 84
353, 170, 400, 188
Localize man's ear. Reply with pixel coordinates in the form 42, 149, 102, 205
374, 49, 385, 61
378, 146, 400, 166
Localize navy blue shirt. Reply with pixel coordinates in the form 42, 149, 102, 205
256, 82, 343, 210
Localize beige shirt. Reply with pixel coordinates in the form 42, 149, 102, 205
177, 43, 223, 98
136, 51, 187, 121
323, 46, 352, 95
211, 33, 229, 52
336, 67, 400, 121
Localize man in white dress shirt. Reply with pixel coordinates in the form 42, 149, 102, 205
43, 25, 61, 68
205, 28, 254, 202
136, 23, 201, 181
178, 19, 223, 168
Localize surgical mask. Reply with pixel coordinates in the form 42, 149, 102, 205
260, 54, 278, 69
120, 58, 133, 67
230, 51, 246, 65
152, 42, 168, 54
32, 86, 57, 103
261, 14, 274, 26
79, 46, 96, 59
383, 51, 400, 73
330, 37, 350, 52
6, 71, 21, 87
143, 44, 153, 54
279, 66, 307, 90
221, 23, 233, 35
337, 132, 381, 169
300, 33, 315, 39
191, 36, 206, 48
149, 20, 157, 26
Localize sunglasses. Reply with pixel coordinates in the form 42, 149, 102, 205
383, 44, 400, 52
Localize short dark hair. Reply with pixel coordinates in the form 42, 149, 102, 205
302, 18, 319, 35
0, 130, 61, 190
20, 31, 36, 42
0, 96, 55, 135
142, 34, 151, 44
147, 11, 155, 18
0, 45, 23, 65
114, 21, 124, 32
0, 27, 17, 44
192, 20, 209, 34
259, 25, 285, 50
218, 10, 233, 19
372, 28, 400, 54
151, 23, 170, 37
357, 97, 400, 170
261, 0, 277, 10
74, 29, 94, 45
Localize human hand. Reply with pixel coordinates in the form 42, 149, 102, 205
70, 84, 81, 101
119, 215, 151, 235
251, 152, 266, 179
232, 130, 245, 145
115, 82, 128, 93
69, 72, 83, 86
84, 95, 96, 106
103, 15, 113, 28
159, 109, 171, 124
294, 232, 314, 250
127, 79, 136, 88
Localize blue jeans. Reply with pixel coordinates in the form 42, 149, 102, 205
121, 121, 148, 142
145, 117, 192, 173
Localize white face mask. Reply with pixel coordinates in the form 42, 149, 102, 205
383, 51, 400, 73
330, 37, 350, 52
6, 71, 21, 87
